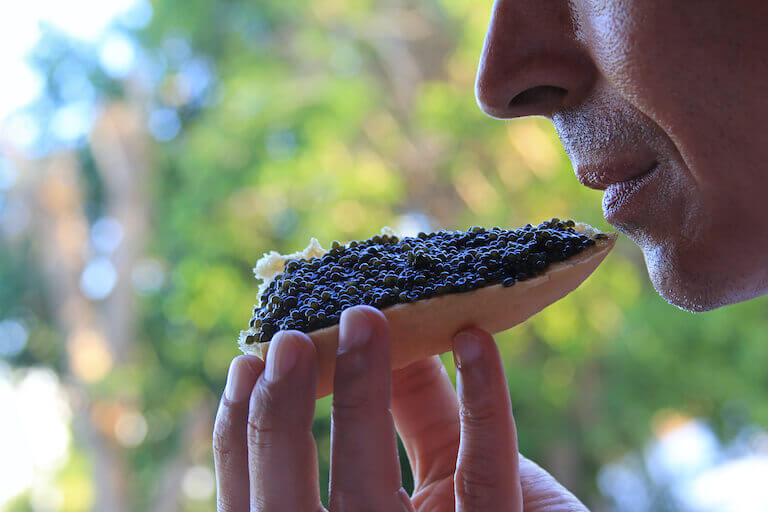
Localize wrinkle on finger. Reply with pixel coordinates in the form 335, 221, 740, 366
392, 355, 448, 396
518, 456, 589, 512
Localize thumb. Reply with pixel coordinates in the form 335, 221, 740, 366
519, 455, 590, 511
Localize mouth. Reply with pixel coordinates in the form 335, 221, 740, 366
575, 158, 661, 224
602, 161, 660, 223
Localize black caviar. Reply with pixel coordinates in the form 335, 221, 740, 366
243, 218, 601, 344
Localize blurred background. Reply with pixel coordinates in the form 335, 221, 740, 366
1, 0, 768, 510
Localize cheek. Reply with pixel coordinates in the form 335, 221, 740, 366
577, 1, 726, 159
579, 1, 768, 189
572, 1, 768, 307
578, 1, 680, 113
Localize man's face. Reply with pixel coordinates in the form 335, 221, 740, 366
476, 0, 768, 311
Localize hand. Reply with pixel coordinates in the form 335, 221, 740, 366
213, 305, 589, 511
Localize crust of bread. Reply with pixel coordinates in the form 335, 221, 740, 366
240, 225, 616, 398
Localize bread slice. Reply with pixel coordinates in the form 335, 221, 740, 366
240, 223, 616, 398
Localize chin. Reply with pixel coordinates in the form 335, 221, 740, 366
641, 243, 767, 313
650, 274, 723, 312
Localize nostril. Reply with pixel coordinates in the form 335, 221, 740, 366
508, 85, 568, 111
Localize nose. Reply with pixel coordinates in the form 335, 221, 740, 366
475, 0, 596, 119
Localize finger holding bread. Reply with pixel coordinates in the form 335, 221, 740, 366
453, 328, 523, 511
246, 331, 323, 510
328, 306, 409, 511
213, 355, 264, 512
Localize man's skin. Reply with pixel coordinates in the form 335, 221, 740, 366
213, 0, 768, 510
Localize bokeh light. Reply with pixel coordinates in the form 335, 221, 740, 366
0, 320, 29, 358
90, 217, 124, 254
182, 465, 215, 501
67, 329, 113, 381
114, 410, 148, 447
80, 258, 118, 300
147, 108, 181, 141
0, 366, 71, 506
99, 33, 138, 79
51, 101, 94, 143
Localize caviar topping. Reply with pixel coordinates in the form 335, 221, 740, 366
242, 219, 607, 344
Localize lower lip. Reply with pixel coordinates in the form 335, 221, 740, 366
602, 163, 660, 223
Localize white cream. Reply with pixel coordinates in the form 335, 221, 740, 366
574, 222, 600, 237
252, 237, 327, 299
239, 227, 399, 351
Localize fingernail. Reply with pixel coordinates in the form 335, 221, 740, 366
224, 357, 255, 402
265, 333, 298, 382
338, 307, 372, 353
453, 330, 482, 370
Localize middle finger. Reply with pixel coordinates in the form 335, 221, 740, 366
329, 306, 412, 511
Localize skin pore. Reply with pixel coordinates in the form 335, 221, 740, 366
475, 0, 768, 311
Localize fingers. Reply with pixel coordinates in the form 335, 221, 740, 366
519, 455, 589, 512
391, 356, 460, 494
248, 331, 323, 511
329, 306, 412, 512
453, 328, 522, 512
214, 355, 264, 512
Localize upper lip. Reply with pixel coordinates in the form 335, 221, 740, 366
575, 157, 658, 191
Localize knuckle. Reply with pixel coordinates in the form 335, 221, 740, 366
247, 385, 281, 435
212, 432, 234, 470
212, 401, 244, 464
250, 494, 281, 512
523, 491, 585, 512
246, 383, 314, 448
459, 399, 498, 427
519, 461, 586, 511
392, 357, 444, 397
331, 390, 393, 434
455, 461, 502, 506
331, 369, 391, 417
252, 496, 326, 512
332, 362, 389, 414
330, 393, 382, 421
212, 423, 232, 458
329, 488, 412, 512
246, 415, 279, 441
245, 414, 281, 453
